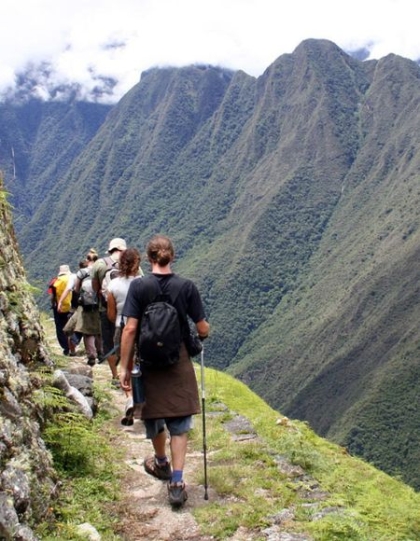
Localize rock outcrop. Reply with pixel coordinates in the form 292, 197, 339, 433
0, 178, 57, 540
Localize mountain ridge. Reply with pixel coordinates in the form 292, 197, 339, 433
2, 38, 420, 489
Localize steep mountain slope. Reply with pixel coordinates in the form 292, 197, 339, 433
230, 51, 420, 488
6, 39, 420, 488
21, 40, 368, 368
0, 98, 111, 227
18, 65, 236, 268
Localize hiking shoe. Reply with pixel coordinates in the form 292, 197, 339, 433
168, 481, 188, 507
111, 378, 121, 389
121, 398, 134, 426
143, 456, 172, 481
87, 357, 96, 366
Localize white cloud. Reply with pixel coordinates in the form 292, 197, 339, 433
1, 0, 419, 103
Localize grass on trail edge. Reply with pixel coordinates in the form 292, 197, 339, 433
35, 385, 124, 540
190, 366, 420, 540
35, 327, 420, 540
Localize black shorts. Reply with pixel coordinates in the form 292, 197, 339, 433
100, 311, 115, 355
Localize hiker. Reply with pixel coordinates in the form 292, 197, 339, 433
91, 237, 127, 386
73, 257, 102, 366
107, 247, 143, 424
58, 251, 98, 354
119, 234, 209, 507
49, 264, 73, 356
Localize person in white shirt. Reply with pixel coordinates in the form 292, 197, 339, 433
107, 247, 143, 423
107, 247, 143, 337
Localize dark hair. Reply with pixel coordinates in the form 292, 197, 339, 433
146, 235, 174, 267
119, 248, 141, 278
79, 259, 89, 269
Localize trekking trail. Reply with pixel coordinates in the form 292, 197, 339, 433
46, 321, 295, 541
44, 319, 217, 541
96, 362, 217, 541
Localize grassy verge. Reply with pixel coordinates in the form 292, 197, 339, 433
190, 366, 420, 540
36, 316, 420, 540
34, 315, 126, 540
35, 375, 125, 540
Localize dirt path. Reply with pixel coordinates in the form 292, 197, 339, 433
45, 320, 254, 541
99, 368, 216, 541
44, 315, 219, 540
60, 345, 217, 541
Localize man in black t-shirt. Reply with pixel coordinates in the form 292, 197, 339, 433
120, 235, 209, 508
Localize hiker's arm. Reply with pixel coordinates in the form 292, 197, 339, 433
196, 319, 210, 340
91, 261, 101, 294
73, 277, 82, 294
107, 293, 117, 323
119, 317, 139, 391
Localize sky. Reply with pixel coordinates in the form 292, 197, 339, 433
1, 0, 419, 103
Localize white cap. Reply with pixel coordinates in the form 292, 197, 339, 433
107, 238, 127, 253
58, 264, 71, 275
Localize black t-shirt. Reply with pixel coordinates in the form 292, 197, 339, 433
122, 273, 206, 329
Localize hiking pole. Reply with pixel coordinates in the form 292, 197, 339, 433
97, 343, 120, 364
200, 344, 209, 500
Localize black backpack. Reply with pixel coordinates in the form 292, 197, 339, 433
139, 276, 184, 369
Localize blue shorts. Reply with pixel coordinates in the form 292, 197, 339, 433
144, 416, 193, 439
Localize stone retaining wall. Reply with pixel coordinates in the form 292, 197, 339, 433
0, 179, 57, 541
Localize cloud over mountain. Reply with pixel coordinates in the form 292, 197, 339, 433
1, 0, 420, 103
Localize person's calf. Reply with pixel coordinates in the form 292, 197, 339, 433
107, 354, 118, 379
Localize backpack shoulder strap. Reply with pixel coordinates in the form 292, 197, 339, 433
148, 274, 184, 305
103, 256, 116, 269
143, 274, 163, 302
78, 268, 90, 281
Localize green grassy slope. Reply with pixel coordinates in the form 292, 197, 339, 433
35, 311, 420, 540
229, 53, 420, 488
193, 366, 420, 540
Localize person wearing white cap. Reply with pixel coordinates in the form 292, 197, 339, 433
49, 264, 73, 355
91, 238, 127, 386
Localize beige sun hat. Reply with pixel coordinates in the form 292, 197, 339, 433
58, 264, 71, 275
107, 238, 127, 253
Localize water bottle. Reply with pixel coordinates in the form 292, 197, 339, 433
131, 363, 145, 405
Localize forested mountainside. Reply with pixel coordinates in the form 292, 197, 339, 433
3, 38, 420, 489
0, 99, 111, 226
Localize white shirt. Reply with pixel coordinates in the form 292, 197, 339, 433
107, 275, 140, 327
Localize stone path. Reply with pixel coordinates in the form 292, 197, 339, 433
100, 371, 216, 541
47, 321, 312, 541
